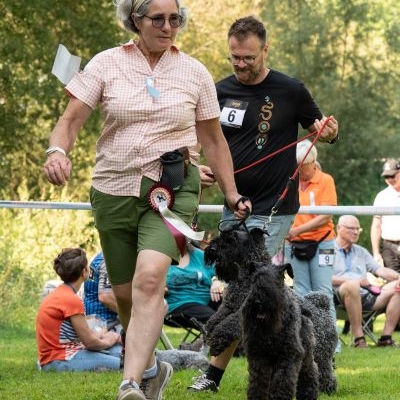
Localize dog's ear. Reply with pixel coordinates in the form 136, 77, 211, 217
250, 228, 266, 242
284, 263, 294, 279
204, 240, 219, 265
247, 261, 264, 274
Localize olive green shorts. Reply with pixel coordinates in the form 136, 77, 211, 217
90, 164, 201, 285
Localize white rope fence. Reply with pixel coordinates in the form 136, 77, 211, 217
0, 201, 400, 215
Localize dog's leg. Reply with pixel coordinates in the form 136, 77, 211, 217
207, 313, 242, 356
268, 361, 301, 400
296, 316, 319, 400
246, 359, 272, 400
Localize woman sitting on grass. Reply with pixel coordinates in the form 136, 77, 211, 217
36, 248, 122, 371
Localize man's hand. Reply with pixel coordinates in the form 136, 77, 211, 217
315, 115, 338, 143
226, 195, 252, 220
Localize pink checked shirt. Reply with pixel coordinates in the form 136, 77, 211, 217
66, 41, 220, 196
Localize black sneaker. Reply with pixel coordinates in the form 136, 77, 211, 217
377, 338, 398, 347
187, 374, 219, 392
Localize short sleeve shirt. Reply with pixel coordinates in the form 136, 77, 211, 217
36, 284, 85, 365
292, 169, 337, 241
333, 242, 380, 282
373, 185, 400, 241
84, 252, 118, 323
216, 70, 323, 215
66, 41, 220, 196
165, 248, 215, 313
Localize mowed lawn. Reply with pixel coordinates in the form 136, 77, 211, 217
1, 315, 399, 400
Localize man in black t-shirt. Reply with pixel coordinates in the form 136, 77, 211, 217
192, 15, 339, 393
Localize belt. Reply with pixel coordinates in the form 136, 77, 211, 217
383, 239, 400, 245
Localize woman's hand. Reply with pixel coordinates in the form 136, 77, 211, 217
198, 164, 216, 189
43, 152, 72, 186
210, 279, 224, 302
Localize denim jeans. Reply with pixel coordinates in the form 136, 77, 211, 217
220, 207, 295, 257
284, 239, 336, 322
41, 344, 122, 372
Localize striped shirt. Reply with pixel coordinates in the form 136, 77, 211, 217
36, 284, 85, 365
66, 41, 220, 196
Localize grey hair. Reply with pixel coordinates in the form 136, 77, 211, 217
337, 215, 358, 226
114, 0, 188, 34
296, 139, 318, 164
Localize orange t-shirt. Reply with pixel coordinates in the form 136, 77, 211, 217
292, 168, 337, 241
36, 284, 85, 366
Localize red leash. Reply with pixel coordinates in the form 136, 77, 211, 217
233, 117, 333, 222
234, 117, 332, 175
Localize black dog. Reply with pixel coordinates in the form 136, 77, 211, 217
203, 227, 270, 356
204, 227, 337, 396
242, 262, 319, 400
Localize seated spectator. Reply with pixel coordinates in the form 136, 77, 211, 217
36, 248, 122, 371
165, 241, 223, 325
333, 215, 400, 348
84, 252, 122, 333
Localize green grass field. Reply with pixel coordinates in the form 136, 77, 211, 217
1, 316, 399, 400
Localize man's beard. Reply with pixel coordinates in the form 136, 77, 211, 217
235, 66, 262, 84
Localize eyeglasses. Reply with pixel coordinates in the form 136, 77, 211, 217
142, 14, 183, 28
227, 54, 258, 66
340, 225, 363, 233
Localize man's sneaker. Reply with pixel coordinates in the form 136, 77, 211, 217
377, 338, 398, 347
140, 360, 173, 400
116, 381, 146, 400
187, 374, 219, 392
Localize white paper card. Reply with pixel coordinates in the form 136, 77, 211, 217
51, 44, 81, 85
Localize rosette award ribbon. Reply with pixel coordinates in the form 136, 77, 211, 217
147, 183, 204, 256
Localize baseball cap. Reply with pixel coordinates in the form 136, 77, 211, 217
381, 159, 400, 177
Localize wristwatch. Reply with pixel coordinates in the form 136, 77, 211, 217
45, 146, 66, 156
326, 134, 339, 144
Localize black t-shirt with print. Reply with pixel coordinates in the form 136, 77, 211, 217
216, 69, 322, 215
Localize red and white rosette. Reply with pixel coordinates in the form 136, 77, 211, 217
148, 183, 175, 212
147, 184, 204, 255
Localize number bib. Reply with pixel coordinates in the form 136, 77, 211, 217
220, 99, 249, 128
318, 248, 334, 266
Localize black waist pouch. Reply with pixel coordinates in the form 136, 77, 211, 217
160, 148, 188, 191
291, 240, 319, 260
290, 231, 331, 261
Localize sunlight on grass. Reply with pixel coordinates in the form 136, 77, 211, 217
1, 323, 400, 400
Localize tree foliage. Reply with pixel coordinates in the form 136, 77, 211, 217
2, 0, 399, 206
0, 0, 400, 325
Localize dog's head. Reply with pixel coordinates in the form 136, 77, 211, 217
248, 261, 293, 289
243, 262, 292, 329
204, 228, 270, 282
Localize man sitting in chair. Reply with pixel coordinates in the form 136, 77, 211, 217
333, 215, 400, 348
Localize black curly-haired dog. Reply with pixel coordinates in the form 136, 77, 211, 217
203, 227, 269, 356
204, 227, 337, 397
242, 261, 319, 400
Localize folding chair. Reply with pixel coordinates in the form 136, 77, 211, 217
161, 312, 206, 350
159, 329, 174, 350
336, 304, 384, 345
